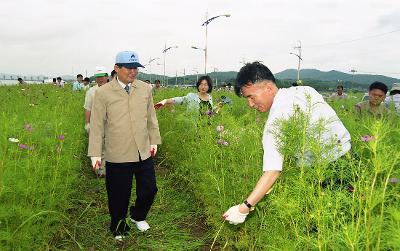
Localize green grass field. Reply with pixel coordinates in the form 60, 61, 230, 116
0, 84, 399, 250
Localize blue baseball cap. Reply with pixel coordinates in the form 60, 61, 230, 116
115, 51, 144, 69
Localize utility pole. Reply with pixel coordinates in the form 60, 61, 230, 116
350, 69, 357, 84
175, 70, 178, 86
183, 68, 186, 85
290, 40, 302, 81
213, 67, 218, 88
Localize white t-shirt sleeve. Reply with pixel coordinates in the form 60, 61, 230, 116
262, 130, 284, 171
262, 95, 294, 172
83, 87, 95, 111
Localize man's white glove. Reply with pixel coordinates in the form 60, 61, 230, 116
90, 157, 102, 171
223, 205, 249, 225
84, 123, 90, 133
150, 145, 157, 157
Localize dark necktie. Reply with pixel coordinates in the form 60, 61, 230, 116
124, 85, 129, 94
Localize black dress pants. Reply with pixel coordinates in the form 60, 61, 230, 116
105, 157, 157, 236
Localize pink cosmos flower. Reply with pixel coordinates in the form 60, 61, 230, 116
57, 135, 65, 141
361, 135, 375, 142
18, 143, 28, 150
216, 125, 224, 133
216, 139, 229, 146
24, 124, 33, 132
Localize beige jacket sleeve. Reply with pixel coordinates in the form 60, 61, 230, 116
88, 89, 106, 157
147, 90, 162, 145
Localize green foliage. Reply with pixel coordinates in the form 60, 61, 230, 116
1, 85, 398, 250
155, 88, 400, 250
0, 85, 86, 250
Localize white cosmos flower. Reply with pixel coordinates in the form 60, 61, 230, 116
8, 137, 20, 143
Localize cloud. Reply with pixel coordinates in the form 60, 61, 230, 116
378, 10, 400, 29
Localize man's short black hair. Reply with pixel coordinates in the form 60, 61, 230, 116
369, 81, 388, 93
235, 61, 276, 96
17, 77, 23, 81
84, 77, 90, 82
57, 77, 62, 80
77, 74, 83, 78
337, 85, 344, 89
196, 75, 213, 93
390, 90, 400, 95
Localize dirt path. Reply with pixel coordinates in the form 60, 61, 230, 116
52, 155, 213, 250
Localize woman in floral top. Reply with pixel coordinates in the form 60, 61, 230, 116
155, 75, 213, 116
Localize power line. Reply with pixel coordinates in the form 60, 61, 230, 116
305, 28, 400, 48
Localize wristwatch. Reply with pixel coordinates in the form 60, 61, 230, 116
243, 200, 254, 211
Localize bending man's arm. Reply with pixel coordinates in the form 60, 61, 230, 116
239, 170, 281, 213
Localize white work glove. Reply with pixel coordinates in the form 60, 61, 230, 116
154, 99, 167, 109
84, 123, 90, 133
150, 145, 157, 157
223, 205, 249, 225
90, 157, 102, 171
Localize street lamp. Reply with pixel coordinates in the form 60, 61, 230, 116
290, 40, 302, 81
144, 57, 160, 83
350, 69, 357, 83
201, 13, 231, 74
193, 69, 199, 82
182, 68, 186, 85
162, 44, 178, 86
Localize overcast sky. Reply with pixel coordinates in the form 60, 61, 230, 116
0, 0, 399, 78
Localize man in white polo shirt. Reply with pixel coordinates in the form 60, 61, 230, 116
223, 62, 351, 225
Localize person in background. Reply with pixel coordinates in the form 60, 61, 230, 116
384, 83, 400, 114
84, 67, 108, 133
155, 75, 213, 116
354, 81, 390, 117
222, 62, 351, 225
330, 85, 348, 100
56, 77, 64, 88
227, 82, 233, 91
52, 78, 57, 86
82, 77, 91, 91
72, 74, 83, 91
110, 70, 116, 81
83, 67, 109, 176
88, 51, 161, 240
17, 77, 27, 85
154, 79, 161, 89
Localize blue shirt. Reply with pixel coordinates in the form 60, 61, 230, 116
172, 92, 213, 113
72, 81, 82, 91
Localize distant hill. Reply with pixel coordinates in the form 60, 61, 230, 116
275, 69, 400, 85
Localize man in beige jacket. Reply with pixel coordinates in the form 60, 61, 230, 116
88, 51, 161, 240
